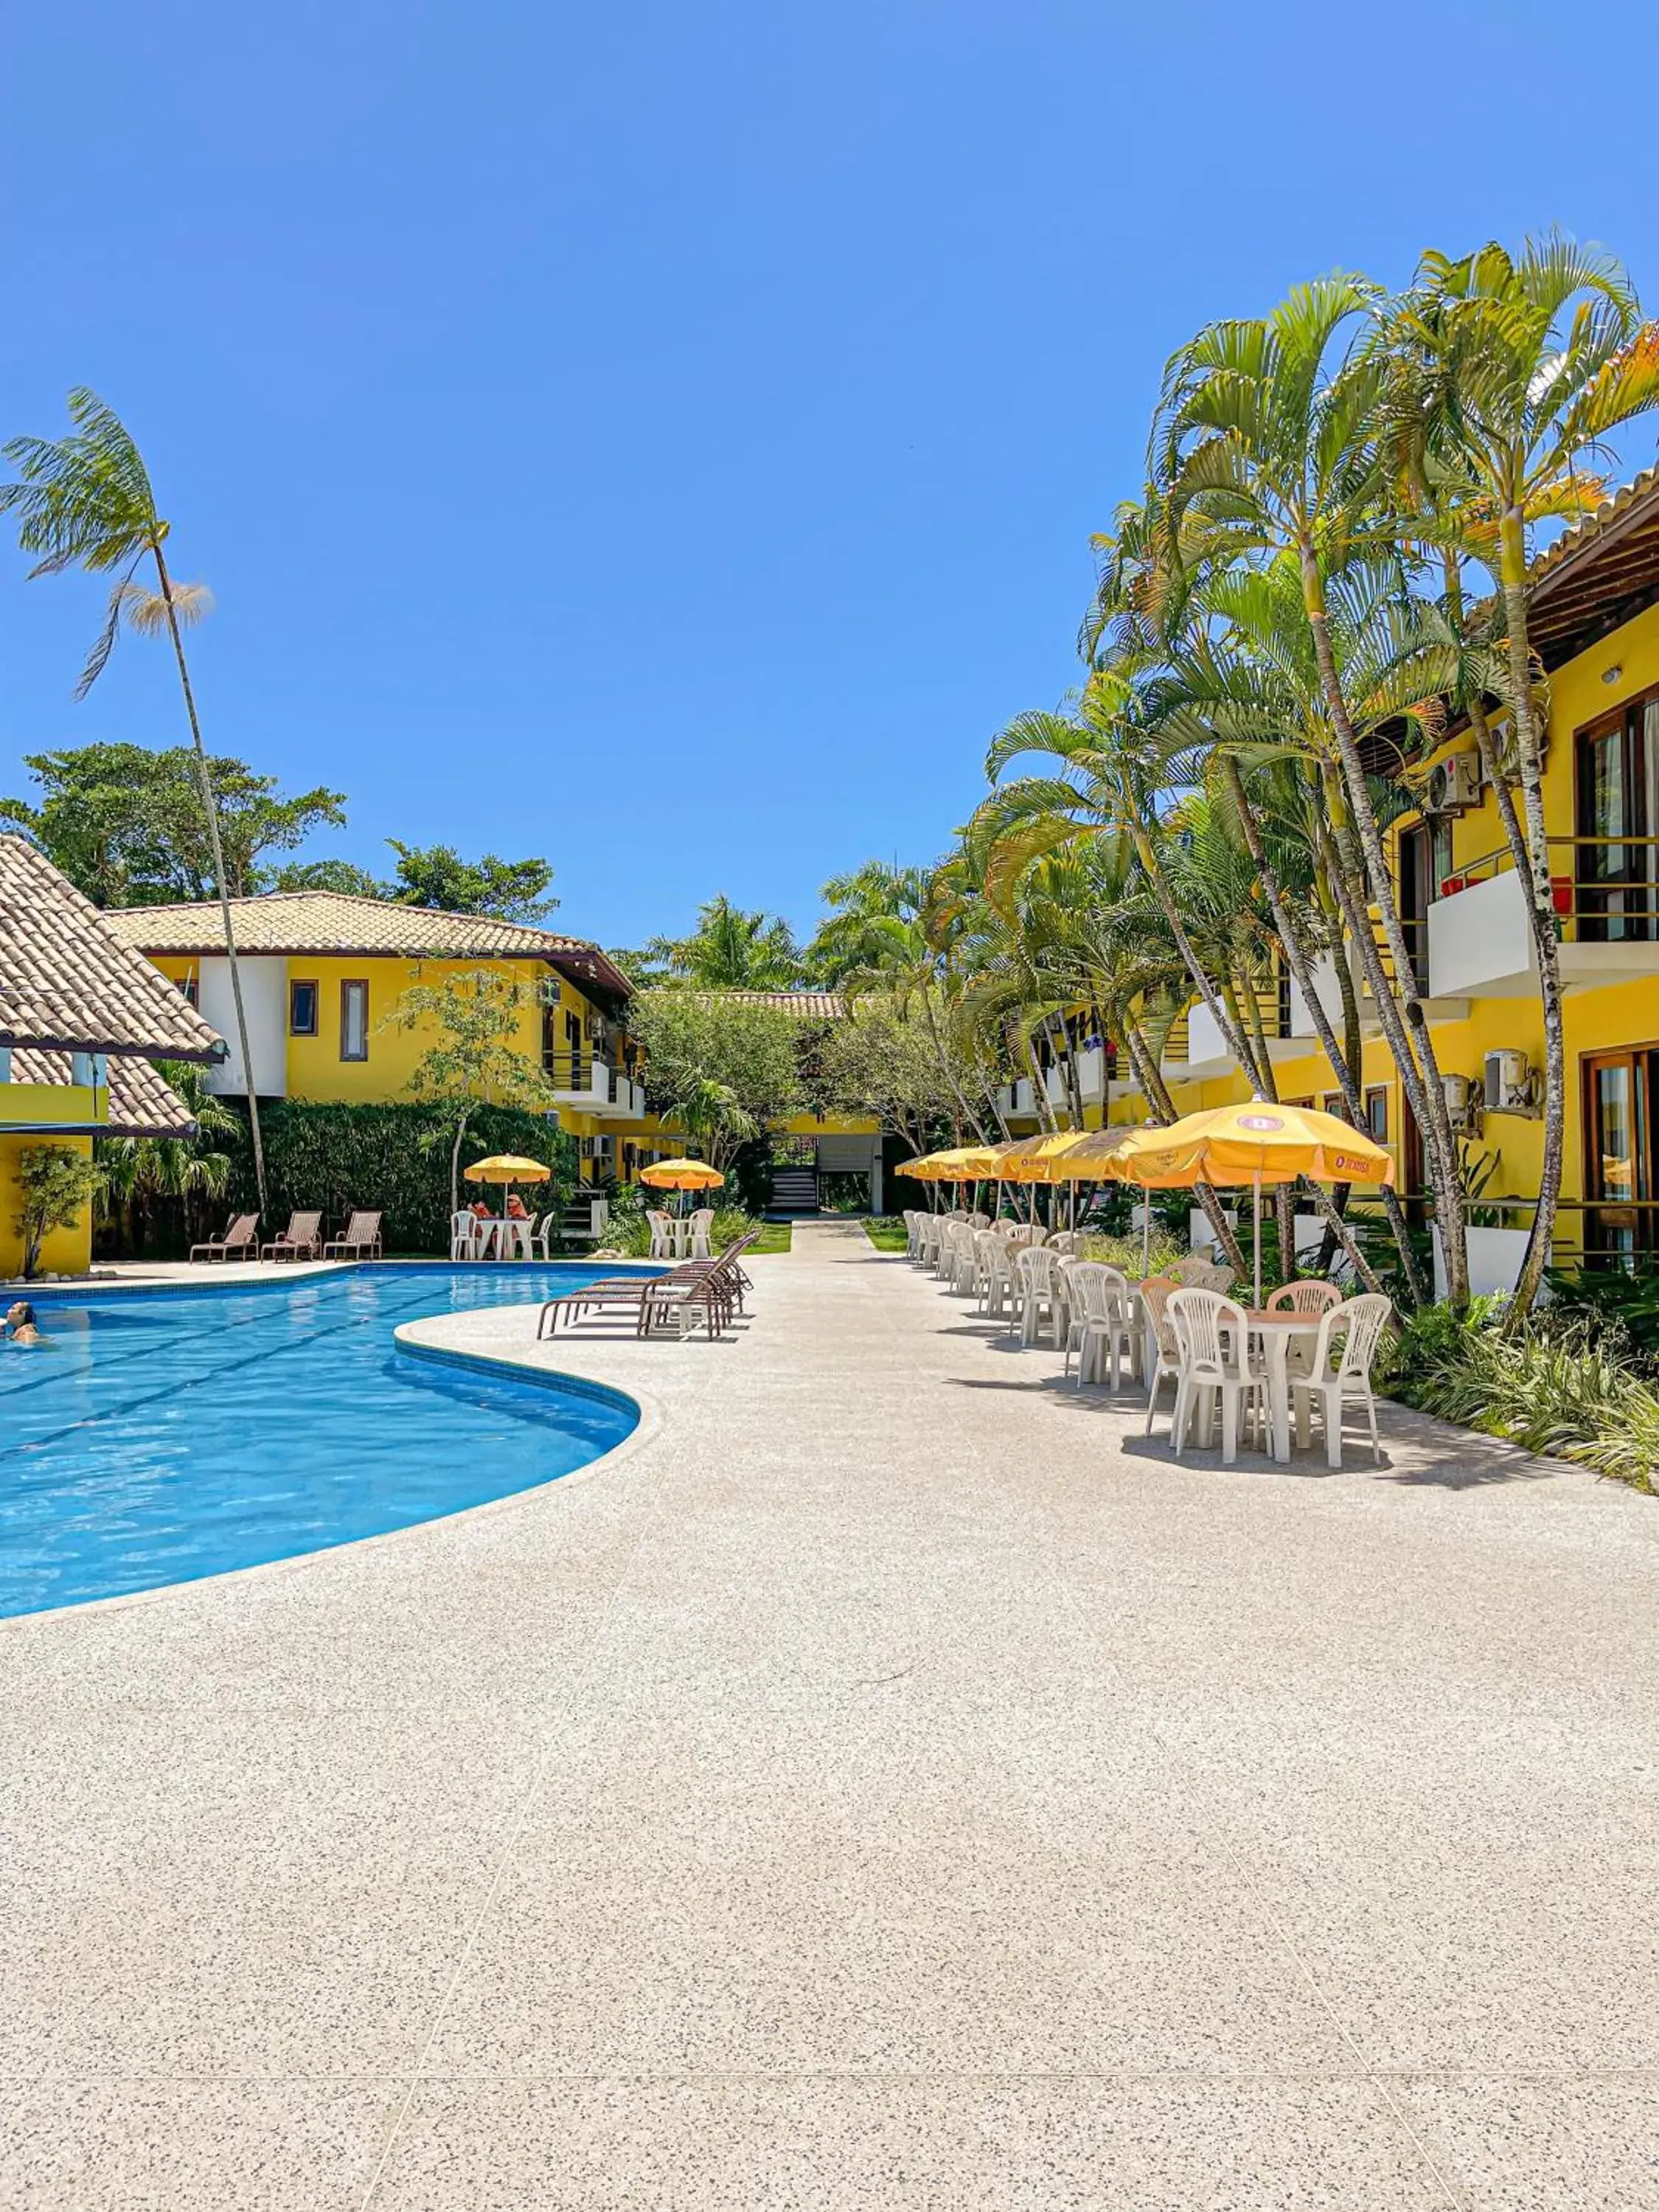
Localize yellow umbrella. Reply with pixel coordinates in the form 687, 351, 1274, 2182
639, 1158, 725, 1190
464, 1153, 553, 1250
1110, 1101, 1394, 1304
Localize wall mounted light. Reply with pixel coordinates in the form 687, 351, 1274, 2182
1603, 663, 1624, 684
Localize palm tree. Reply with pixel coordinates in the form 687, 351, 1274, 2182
645, 894, 804, 991
1381, 235, 1659, 1307
1, 390, 268, 1213
673, 1077, 759, 1175
95, 1062, 240, 1255
1151, 282, 1475, 1299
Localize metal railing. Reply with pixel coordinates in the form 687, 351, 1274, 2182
542, 1049, 594, 1091
1433, 833, 1659, 944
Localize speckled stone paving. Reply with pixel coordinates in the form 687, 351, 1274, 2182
4, 1220, 1657, 2209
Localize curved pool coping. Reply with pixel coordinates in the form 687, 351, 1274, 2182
0, 1283, 661, 1634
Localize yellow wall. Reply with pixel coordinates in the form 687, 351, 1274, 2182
0, 1134, 95, 1279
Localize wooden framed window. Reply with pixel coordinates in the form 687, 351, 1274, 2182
1583, 1045, 1659, 1262
290, 978, 319, 1037
1575, 684, 1659, 942
1321, 1091, 1350, 1124
1364, 1086, 1388, 1142
339, 979, 369, 1061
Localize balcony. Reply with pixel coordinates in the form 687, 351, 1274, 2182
543, 1051, 611, 1112
1426, 837, 1659, 999
995, 1077, 1039, 1121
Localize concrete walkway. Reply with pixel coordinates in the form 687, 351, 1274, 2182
4, 1220, 1657, 2208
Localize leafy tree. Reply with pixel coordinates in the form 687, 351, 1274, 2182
645, 894, 804, 988
815, 996, 972, 1156
0, 742, 347, 905
13, 1144, 102, 1278
264, 857, 386, 898
629, 992, 805, 1156
673, 1078, 762, 1173
1, 389, 271, 1211
382, 967, 557, 1211
383, 841, 557, 921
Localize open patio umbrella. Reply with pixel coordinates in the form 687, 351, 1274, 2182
1001, 1128, 1133, 1228
640, 1155, 725, 1217
1110, 1101, 1394, 1305
464, 1153, 553, 1246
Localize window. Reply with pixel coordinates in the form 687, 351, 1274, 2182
180, 971, 198, 1008
290, 979, 319, 1037
340, 979, 369, 1061
1584, 1046, 1659, 1262
1576, 684, 1659, 942
1364, 1086, 1388, 1142
1321, 1091, 1350, 1124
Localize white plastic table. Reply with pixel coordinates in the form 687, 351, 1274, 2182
1243, 1311, 1325, 1463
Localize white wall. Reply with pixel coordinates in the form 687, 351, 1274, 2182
1186, 1001, 1227, 1065
1427, 873, 1531, 998
1287, 952, 1348, 1040
198, 956, 288, 1096
1432, 1225, 1534, 1301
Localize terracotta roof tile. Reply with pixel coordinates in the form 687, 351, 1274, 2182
10, 1048, 197, 1136
0, 837, 225, 1062
103, 890, 600, 961
654, 989, 846, 1018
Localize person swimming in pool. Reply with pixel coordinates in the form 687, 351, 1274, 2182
5, 1299, 43, 1346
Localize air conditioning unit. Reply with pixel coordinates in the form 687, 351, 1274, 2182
1442, 1072, 1481, 1135
1484, 1048, 1540, 1118
1425, 750, 1483, 815
1492, 713, 1550, 782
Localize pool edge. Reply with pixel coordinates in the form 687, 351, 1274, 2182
0, 1322, 660, 1633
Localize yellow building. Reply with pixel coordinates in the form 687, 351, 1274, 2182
104, 891, 653, 1191
1, 835, 224, 1277
1004, 475, 1659, 1287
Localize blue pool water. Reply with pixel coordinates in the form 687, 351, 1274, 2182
0, 1264, 656, 1619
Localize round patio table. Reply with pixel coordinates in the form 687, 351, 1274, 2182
1242, 1310, 1326, 1464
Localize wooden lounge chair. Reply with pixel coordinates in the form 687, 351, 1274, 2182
322, 1210, 383, 1261
190, 1212, 260, 1263
261, 1210, 323, 1263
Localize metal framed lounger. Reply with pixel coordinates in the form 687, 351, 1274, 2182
190, 1213, 260, 1262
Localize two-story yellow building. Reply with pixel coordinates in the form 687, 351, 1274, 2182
102, 891, 658, 1189
998, 473, 1659, 1286
1, 835, 225, 1277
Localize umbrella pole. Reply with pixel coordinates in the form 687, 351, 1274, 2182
1253, 1175, 1262, 1309
1141, 1183, 1151, 1276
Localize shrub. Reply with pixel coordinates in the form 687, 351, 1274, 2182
220, 1101, 577, 1254
1080, 1228, 1188, 1276
12, 1144, 102, 1277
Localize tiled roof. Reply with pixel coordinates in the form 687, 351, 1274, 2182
667, 990, 846, 1018
0, 836, 226, 1062
105, 890, 597, 960
1529, 466, 1659, 588
10, 1049, 196, 1136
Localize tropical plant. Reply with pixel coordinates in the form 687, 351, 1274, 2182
94, 1062, 240, 1255
672, 1078, 760, 1173
645, 894, 805, 989
12, 1144, 102, 1278
627, 991, 805, 1152
1, 389, 270, 1211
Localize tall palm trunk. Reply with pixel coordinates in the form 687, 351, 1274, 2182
1498, 512, 1566, 1312
1222, 758, 1425, 1298
1119, 1018, 1248, 1277
1299, 549, 1468, 1301
153, 542, 267, 1217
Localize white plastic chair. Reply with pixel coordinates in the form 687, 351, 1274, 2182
904, 1209, 925, 1261
1288, 1294, 1392, 1469
1169, 1288, 1266, 1464
917, 1214, 946, 1270
1015, 1243, 1068, 1349
646, 1208, 678, 1261
1046, 1230, 1084, 1258
1064, 1262, 1139, 1389
976, 1231, 1020, 1319
450, 1210, 481, 1261
1140, 1279, 1182, 1435
1175, 1253, 1236, 1294
686, 1207, 715, 1262
1267, 1280, 1342, 1318
1000, 1222, 1044, 1251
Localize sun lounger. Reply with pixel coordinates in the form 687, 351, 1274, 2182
322, 1210, 383, 1261
261, 1210, 323, 1262
538, 1235, 760, 1341
190, 1212, 260, 1262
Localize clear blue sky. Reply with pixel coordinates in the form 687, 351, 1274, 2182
3, 0, 1654, 948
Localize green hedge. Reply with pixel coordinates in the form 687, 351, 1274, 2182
222, 1102, 579, 1255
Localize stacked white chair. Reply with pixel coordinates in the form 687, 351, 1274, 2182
686, 1207, 715, 1262
976, 1230, 1020, 1321
1063, 1262, 1139, 1390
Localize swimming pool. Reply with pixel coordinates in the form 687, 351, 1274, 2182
0, 1264, 655, 1620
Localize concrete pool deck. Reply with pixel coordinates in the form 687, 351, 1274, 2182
4, 1219, 1657, 2208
